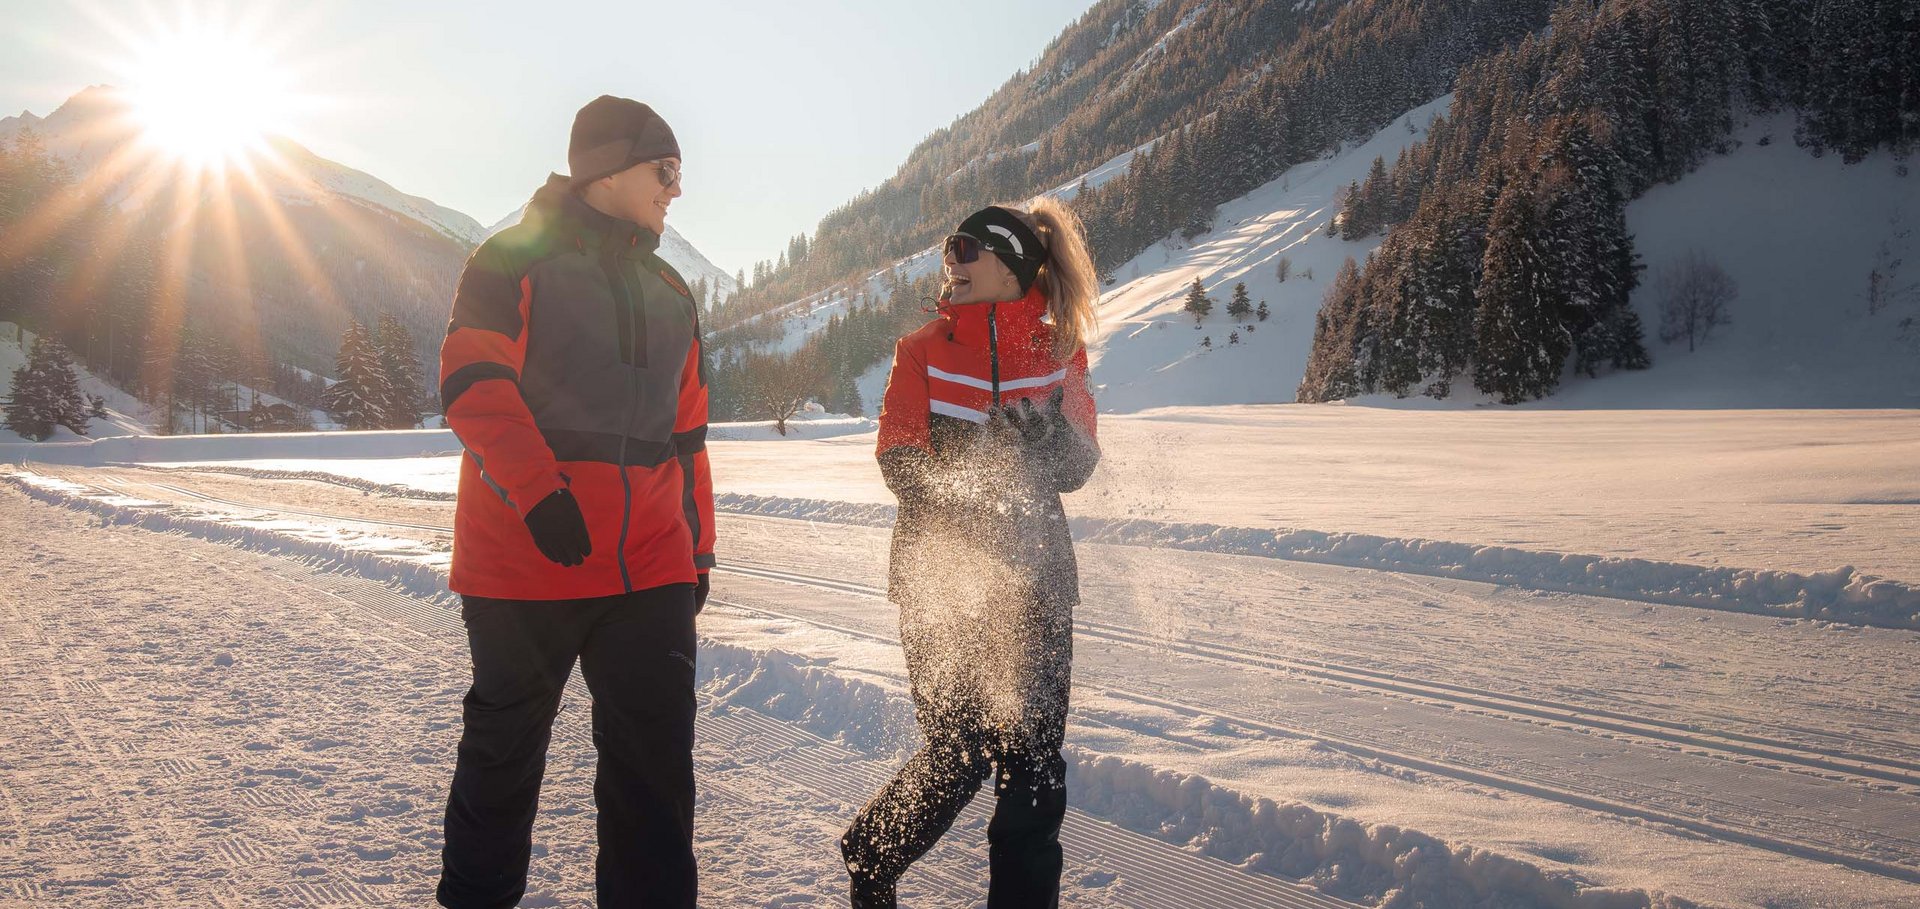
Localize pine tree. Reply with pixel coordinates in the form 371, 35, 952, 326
1227, 282, 1253, 320
1340, 179, 1370, 240
375, 313, 424, 429
1473, 180, 1569, 404
1256, 301, 1270, 322
1297, 258, 1368, 402
3, 336, 89, 440
1183, 277, 1215, 324
1364, 155, 1393, 229
322, 320, 388, 431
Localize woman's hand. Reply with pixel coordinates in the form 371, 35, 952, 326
990, 387, 1097, 493
994, 387, 1068, 448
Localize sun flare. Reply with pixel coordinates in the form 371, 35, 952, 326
126, 25, 291, 168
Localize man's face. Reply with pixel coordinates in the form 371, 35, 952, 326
599, 157, 681, 234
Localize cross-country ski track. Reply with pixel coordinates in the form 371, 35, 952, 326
6, 462, 1919, 906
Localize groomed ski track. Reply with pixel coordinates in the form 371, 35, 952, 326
12, 463, 1920, 891
0, 469, 1358, 908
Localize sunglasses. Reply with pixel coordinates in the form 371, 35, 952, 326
645, 160, 681, 190
942, 233, 989, 264
943, 230, 1044, 264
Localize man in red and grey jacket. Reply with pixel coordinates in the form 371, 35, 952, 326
435, 95, 712, 909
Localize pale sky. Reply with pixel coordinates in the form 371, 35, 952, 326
0, 0, 1100, 275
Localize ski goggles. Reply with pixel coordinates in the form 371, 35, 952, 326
942, 232, 1038, 264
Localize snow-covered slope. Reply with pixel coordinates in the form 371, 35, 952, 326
1087, 98, 1451, 412
756, 92, 1919, 413
271, 137, 486, 245
485, 203, 739, 306
1546, 112, 1920, 408
0, 323, 152, 442
1093, 102, 1920, 411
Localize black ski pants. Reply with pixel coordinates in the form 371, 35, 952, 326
841, 595, 1072, 909
437, 584, 698, 909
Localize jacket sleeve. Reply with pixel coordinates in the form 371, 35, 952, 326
875, 336, 935, 502
439, 240, 565, 517
675, 324, 716, 573
1049, 348, 1101, 494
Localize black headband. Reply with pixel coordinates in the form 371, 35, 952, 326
955, 206, 1047, 293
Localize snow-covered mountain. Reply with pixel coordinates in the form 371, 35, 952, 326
756, 100, 1919, 413
0, 86, 485, 246
0, 86, 737, 383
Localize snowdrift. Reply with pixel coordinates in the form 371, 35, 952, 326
713, 493, 1920, 631
0, 416, 876, 466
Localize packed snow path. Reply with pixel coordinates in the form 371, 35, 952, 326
0, 485, 1358, 907
10, 463, 1920, 902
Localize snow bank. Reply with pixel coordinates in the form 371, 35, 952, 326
1, 471, 454, 604
709, 414, 877, 442
0, 428, 463, 465
714, 493, 1920, 630
698, 636, 1702, 909
0, 416, 876, 466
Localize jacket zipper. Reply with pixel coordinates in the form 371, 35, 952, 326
987, 303, 1002, 407
613, 252, 639, 593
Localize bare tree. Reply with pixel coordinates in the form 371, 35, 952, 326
1656, 251, 1736, 352
746, 352, 825, 437
1867, 218, 1915, 315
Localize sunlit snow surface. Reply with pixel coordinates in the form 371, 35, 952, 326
3, 404, 1918, 906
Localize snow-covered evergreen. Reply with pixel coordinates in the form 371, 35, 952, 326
3, 336, 89, 440
321, 321, 389, 431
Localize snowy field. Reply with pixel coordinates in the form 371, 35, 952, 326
3, 406, 1918, 908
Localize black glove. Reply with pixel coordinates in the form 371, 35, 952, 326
694, 573, 710, 615
995, 387, 1098, 493
523, 488, 592, 567
996, 386, 1069, 449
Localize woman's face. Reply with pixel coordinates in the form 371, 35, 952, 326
942, 241, 1023, 305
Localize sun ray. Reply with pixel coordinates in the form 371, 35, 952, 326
13, 1, 370, 427
229, 154, 347, 319
136, 162, 209, 427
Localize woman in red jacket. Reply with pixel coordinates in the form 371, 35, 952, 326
841, 200, 1100, 909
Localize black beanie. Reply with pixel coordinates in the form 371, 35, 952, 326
955, 206, 1048, 293
569, 95, 680, 186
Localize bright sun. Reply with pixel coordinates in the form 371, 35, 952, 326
127, 26, 291, 168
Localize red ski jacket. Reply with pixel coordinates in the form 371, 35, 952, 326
875, 285, 1099, 607
439, 175, 715, 600
876, 285, 1097, 459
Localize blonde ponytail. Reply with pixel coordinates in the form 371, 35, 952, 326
1012, 198, 1099, 360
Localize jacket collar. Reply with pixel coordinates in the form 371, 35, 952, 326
939, 284, 1050, 348
528, 173, 663, 256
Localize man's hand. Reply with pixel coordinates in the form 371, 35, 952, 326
694, 573, 710, 615
523, 488, 592, 567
